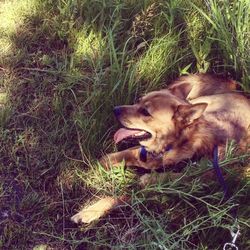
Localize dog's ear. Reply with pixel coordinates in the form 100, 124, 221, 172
174, 103, 207, 125
168, 82, 192, 100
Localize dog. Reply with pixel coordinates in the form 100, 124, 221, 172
71, 74, 250, 224
100, 74, 239, 170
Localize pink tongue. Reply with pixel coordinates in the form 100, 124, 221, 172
114, 128, 142, 144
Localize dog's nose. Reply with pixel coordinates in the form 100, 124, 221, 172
113, 106, 122, 117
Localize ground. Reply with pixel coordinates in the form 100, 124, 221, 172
0, 0, 249, 249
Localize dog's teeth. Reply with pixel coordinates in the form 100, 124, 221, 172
135, 132, 145, 136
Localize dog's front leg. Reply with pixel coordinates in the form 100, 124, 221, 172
100, 147, 162, 170
71, 195, 129, 224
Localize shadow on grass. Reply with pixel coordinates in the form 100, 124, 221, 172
1, 0, 171, 248
0, 1, 117, 249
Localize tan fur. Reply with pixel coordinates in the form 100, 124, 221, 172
71, 196, 128, 224
168, 73, 237, 100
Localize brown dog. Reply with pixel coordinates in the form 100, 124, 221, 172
101, 74, 240, 169
72, 74, 250, 224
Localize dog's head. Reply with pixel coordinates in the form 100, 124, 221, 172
113, 90, 190, 153
114, 89, 208, 155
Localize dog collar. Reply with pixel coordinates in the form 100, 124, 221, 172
139, 145, 172, 162
139, 146, 147, 162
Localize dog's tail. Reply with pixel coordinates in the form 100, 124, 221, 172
168, 74, 238, 100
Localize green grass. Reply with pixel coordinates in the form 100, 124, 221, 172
0, 0, 249, 249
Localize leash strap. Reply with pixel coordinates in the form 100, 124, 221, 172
213, 146, 229, 199
213, 146, 240, 249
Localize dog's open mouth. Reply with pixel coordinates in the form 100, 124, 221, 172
114, 128, 151, 144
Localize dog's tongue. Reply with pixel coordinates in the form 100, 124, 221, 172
114, 128, 142, 144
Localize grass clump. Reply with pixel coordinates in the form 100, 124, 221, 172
193, 0, 250, 88
73, 28, 105, 65
184, 1, 213, 73
137, 32, 181, 89
0, 0, 249, 249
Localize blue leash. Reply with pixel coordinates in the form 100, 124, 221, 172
213, 146, 238, 217
212, 145, 229, 199
213, 146, 240, 250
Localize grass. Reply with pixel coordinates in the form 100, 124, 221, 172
0, 0, 249, 249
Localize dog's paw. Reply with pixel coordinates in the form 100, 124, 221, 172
99, 156, 113, 169
139, 174, 150, 187
139, 174, 157, 187
71, 197, 121, 224
71, 208, 104, 224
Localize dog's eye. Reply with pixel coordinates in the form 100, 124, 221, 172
139, 108, 151, 116
137, 97, 142, 103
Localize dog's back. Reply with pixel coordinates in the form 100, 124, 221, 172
191, 93, 250, 132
